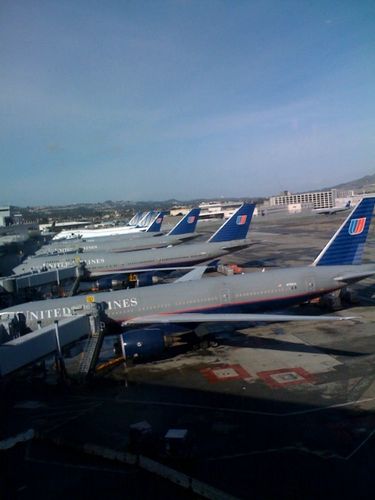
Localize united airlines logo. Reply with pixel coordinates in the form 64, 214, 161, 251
236, 215, 247, 225
187, 216, 196, 224
348, 217, 366, 235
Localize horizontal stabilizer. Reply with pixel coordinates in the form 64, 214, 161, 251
124, 313, 356, 325
334, 270, 375, 283
220, 241, 253, 252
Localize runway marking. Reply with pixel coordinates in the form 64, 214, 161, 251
206, 426, 375, 462
345, 426, 375, 459
206, 445, 347, 461
200, 364, 252, 383
257, 367, 314, 388
14, 402, 102, 420
25, 454, 137, 475
111, 396, 375, 418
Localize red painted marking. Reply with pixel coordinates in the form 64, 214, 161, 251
358, 218, 365, 233
257, 367, 314, 388
200, 364, 252, 383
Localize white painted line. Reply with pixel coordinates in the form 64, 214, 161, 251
113, 396, 375, 418
345, 426, 375, 460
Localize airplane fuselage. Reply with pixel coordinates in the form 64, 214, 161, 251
14, 240, 250, 277
2, 264, 372, 331
36, 233, 199, 256
52, 225, 149, 241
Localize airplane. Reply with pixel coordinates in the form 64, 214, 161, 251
52, 211, 161, 241
314, 200, 352, 215
36, 209, 199, 256
38, 215, 167, 255
77, 211, 161, 239
13, 204, 255, 278
1, 197, 374, 363
36, 209, 200, 256
127, 211, 148, 226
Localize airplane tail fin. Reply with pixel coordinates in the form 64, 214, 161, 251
145, 212, 165, 233
168, 208, 200, 236
313, 197, 375, 266
208, 203, 255, 243
137, 211, 154, 228
128, 212, 142, 226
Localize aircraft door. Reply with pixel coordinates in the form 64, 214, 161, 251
221, 288, 232, 303
305, 275, 316, 292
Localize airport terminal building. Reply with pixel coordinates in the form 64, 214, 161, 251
269, 189, 354, 209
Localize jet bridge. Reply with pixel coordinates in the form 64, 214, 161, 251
0, 306, 104, 378
0, 265, 85, 297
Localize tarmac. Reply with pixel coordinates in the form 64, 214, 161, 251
1, 211, 375, 499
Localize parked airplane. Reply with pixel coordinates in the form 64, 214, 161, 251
13, 204, 255, 277
38, 217, 166, 256
314, 200, 352, 215
2, 197, 373, 361
36, 209, 200, 256
127, 211, 148, 226
52, 211, 162, 240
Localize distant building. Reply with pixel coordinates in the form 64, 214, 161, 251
39, 220, 91, 232
198, 201, 243, 219
269, 189, 354, 210
169, 206, 191, 216
0, 206, 11, 226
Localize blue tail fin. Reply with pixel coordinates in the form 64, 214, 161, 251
208, 203, 255, 243
313, 197, 375, 266
168, 208, 200, 235
145, 212, 165, 233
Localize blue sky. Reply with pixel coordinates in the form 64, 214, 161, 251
1, 0, 374, 205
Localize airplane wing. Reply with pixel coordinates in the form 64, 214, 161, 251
220, 242, 254, 252
93, 264, 219, 277
334, 270, 375, 283
173, 266, 207, 283
95, 266, 198, 276
123, 312, 356, 326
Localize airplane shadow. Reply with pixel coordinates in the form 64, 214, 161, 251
215, 331, 368, 358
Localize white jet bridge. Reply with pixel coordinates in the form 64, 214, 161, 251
0, 304, 106, 379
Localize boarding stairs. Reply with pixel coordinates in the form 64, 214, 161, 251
78, 305, 106, 378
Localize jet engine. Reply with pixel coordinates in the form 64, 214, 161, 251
92, 278, 127, 291
92, 273, 159, 291
119, 328, 175, 362
136, 273, 160, 287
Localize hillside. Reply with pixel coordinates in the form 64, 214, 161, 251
330, 173, 375, 191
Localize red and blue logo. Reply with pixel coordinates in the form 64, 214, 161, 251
236, 215, 247, 225
156, 217, 163, 224
348, 217, 366, 235
187, 216, 196, 224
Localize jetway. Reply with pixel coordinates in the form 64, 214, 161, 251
0, 311, 103, 378
0, 266, 84, 294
